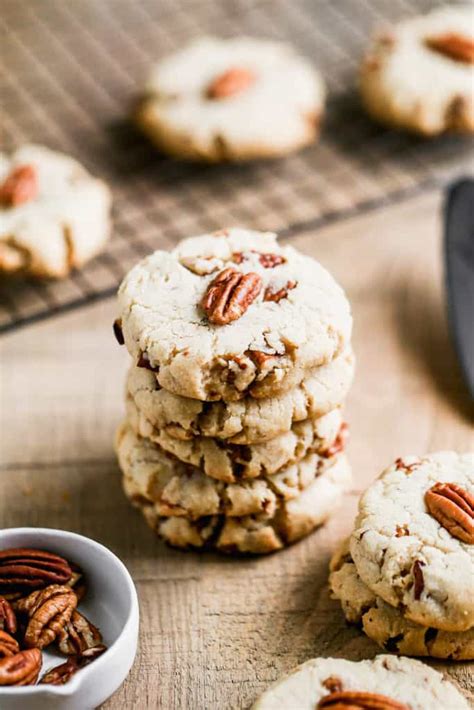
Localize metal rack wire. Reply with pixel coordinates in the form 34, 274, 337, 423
1, 0, 472, 332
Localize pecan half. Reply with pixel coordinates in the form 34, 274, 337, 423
317, 690, 409, 709
0, 630, 19, 658
113, 318, 124, 345
424, 482, 474, 544
258, 253, 286, 268
264, 280, 296, 303
425, 34, 474, 64
412, 560, 425, 600
0, 164, 38, 207
0, 648, 42, 686
40, 644, 106, 686
0, 596, 17, 634
0, 548, 72, 594
201, 268, 262, 325
206, 67, 256, 99
57, 610, 103, 655
16, 584, 77, 650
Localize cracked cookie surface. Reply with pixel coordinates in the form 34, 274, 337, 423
360, 6, 474, 135
330, 538, 474, 660
125, 395, 343, 483
117, 228, 352, 401
350, 451, 474, 632
116, 420, 349, 521
251, 653, 470, 709
0, 144, 112, 278
126, 347, 354, 444
135, 36, 325, 161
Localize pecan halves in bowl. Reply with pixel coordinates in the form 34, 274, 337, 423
0, 630, 19, 659
15, 584, 77, 650
201, 267, 262, 325
0, 596, 17, 634
57, 609, 103, 655
425, 482, 474, 544
317, 690, 409, 709
0, 548, 72, 594
0, 648, 42, 686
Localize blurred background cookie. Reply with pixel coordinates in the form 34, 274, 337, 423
360, 5, 474, 135
0, 145, 112, 279
135, 36, 325, 161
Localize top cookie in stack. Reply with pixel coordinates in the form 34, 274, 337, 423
114, 228, 354, 554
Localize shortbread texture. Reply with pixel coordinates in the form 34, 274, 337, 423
360, 5, 474, 135
136, 36, 325, 161
252, 654, 469, 709
330, 539, 474, 660
350, 451, 474, 632
126, 348, 354, 444
0, 144, 112, 278
117, 229, 352, 401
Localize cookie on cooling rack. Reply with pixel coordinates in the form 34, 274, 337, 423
135, 36, 325, 161
360, 5, 474, 135
0, 145, 112, 279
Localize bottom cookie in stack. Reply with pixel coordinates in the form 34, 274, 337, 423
329, 539, 474, 660
116, 422, 351, 554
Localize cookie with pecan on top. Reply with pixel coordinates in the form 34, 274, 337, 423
350, 451, 474, 632
360, 5, 474, 135
116, 228, 352, 402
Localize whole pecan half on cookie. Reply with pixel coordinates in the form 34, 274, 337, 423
0, 648, 42, 686
425, 482, 474, 544
317, 690, 409, 709
0, 548, 72, 594
206, 67, 256, 99
15, 584, 77, 650
0, 165, 38, 207
201, 268, 262, 325
425, 34, 474, 63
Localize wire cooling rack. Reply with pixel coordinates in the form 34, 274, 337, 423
1, 0, 472, 333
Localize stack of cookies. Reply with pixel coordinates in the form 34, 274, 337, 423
330, 451, 474, 659
114, 228, 354, 554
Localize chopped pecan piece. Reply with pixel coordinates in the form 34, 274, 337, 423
425, 33, 474, 63
247, 350, 276, 368
317, 690, 409, 709
57, 610, 103, 655
0, 596, 17, 634
0, 630, 19, 658
0, 648, 42, 686
0, 164, 38, 207
15, 584, 77, 650
137, 352, 160, 372
322, 675, 343, 693
424, 482, 474, 544
0, 548, 72, 594
113, 318, 124, 345
201, 268, 262, 325
412, 560, 425, 600
264, 280, 296, 303
258, 253, 286, 268
395, 524, 409, 538
39, 644, 106, 686
206, 67, 256, 99
394, 458, 419, 474
321, 422, 349, 458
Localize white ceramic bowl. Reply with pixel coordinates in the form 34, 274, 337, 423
0, 528, 139, 710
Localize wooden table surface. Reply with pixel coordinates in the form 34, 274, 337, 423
1, 189, 473, 708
